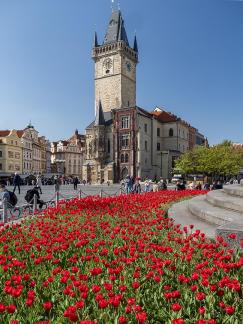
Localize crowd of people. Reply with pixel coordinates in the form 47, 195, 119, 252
123, 176, 168, 194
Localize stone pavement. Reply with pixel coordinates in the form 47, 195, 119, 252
6, 184, 122, 206
7, 183, 176, 206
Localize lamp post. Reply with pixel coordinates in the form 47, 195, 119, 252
160, 152, 163, 178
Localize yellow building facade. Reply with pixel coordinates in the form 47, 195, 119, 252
0, 130, 23, 178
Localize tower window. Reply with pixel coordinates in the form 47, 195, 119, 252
169, 128, 174, 137
107, 139, 111, 154
121, 116, 130, 129
120, 134, 130, 148
145, 140, 148, 151
157, 128, 160, 137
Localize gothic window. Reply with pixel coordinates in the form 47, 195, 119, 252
120, 134, 130, 148
108, 139, 111, 153
169, 128, 174, 137
145, 140, 148, 151
121, 116, 130, 129
144, 124, 148, 133
121, 154, 125, 163
125, 154, 129, 163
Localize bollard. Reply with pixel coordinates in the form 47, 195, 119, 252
2, 198, 8, 224
33, 194, 38, 213
55, 191, 59, 207
100, 189, 103, 198
79, 190, 82, 199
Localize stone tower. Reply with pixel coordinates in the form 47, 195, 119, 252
93, 10, 139, 113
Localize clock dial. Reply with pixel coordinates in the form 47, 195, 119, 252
126, 61, 131, 72
103, 58, 113, 74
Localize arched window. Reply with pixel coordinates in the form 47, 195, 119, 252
125, 154, 129, 163
169, 128, 174, 137
121, 154, 124, 163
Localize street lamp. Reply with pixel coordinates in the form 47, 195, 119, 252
160, 152, 163, 178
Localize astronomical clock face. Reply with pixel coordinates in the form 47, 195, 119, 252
103, 58, 113, 75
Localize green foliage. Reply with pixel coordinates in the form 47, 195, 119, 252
175, 141, 243, 176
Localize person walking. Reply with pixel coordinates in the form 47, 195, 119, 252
54, 176, 61, 193
36, 175, 42, 194
133, 179, 141, 194
73, 177, 79, 190
13, 172, 21, 194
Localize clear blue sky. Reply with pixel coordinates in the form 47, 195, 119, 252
0, 0, 243, 144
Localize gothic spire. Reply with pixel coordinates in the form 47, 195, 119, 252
94, 100, 105, 126
103, 10, 129, 46
94, 31, 98, 47
133, 35, 138, 52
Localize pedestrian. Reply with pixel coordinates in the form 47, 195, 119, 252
13, 172, 21, 194
0, 183, 10, 207
153, 181, 159, 192
73, 177, 79, 190
133, 179, 141, 194
36, 175, 42, 194
125, 175, 132, 194
203, 182, 210, 190
54, 176, 61, 193
144, 179, 150, 192
25, 186, 44, 209
196, 182, 202, 190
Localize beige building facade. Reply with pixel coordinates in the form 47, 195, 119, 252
0, 130, 23, 178
51, 130, 85, 178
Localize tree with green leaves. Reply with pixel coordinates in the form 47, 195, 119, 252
175, 141, 243, 179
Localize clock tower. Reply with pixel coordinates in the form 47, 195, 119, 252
92, 10, 138, 113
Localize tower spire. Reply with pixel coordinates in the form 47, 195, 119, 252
94, 100, 105, 126
94, 31, 98, 47
103, 10, 129, 46
133, 34, 138, 52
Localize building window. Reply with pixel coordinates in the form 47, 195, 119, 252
144, 124, 147, 133
145, 140, 148, 151
157, 143, 160, 151
125, 154, 129, 163
8, 164, 14, 171
121, 154, 125, 163
8, 151, 14, 158
0, 151, 2, 157
107, 139, 111, 153
157, 128, 160, 137
15, 152, 20, 159
121, 116, 130, 129
120, 134, 130, 148
0, 163, 2, 170
169, 128, 174, 137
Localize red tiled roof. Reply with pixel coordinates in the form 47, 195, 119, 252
16, 130, 24, 138
152, 110, 177, 122
0, 130, 10, 137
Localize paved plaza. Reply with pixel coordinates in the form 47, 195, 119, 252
6, 183, 176, 206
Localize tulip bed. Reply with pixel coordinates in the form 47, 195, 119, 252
0, 190, 242, 324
